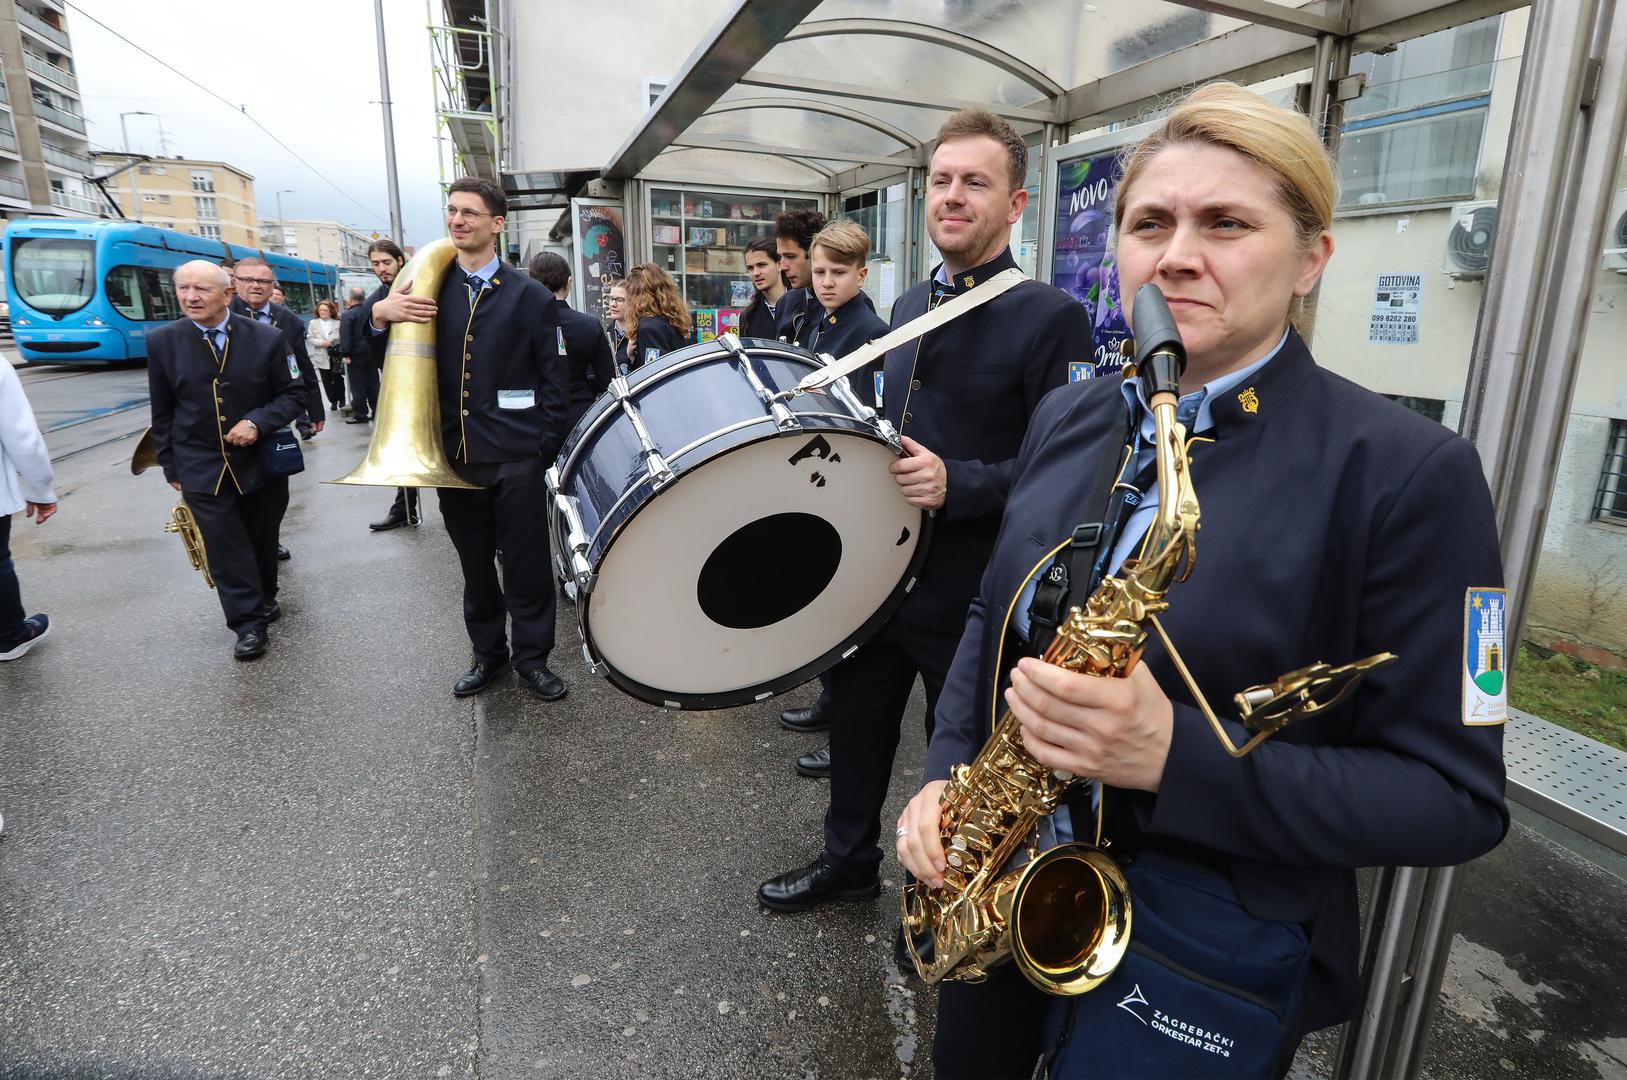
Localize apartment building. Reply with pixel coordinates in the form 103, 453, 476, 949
91, 152, 258, 246
0, 0, 100, 220
258, 218, 374, 267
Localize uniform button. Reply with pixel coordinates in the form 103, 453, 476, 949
462, 390, 470, 397
463, 372, 471, 380
464, 354, 471, 361
462, 409, 470, 416
903, 411, 913, 423
466, 335, 473, 343
219, 414, 227, 422
910, 379, 922, 391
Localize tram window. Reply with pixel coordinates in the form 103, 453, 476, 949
104, 266, 182, 322
279, 280, 314, 313
11, 237, 94, 316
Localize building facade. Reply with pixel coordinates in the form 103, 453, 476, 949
258, 218, 374, 267
91, 153, 258, 247
0, 0, 100, 220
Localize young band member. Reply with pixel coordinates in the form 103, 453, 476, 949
357, 239, 422, 532
773, 208, 826, 346
805, 219, 887, 408
894, 83, 1508, 1079
146, 261, 307, 660
368, 178, 571, 702
760, 111, 1092, 929
605, 279, 628, 369
618, 263, 690, 372
739, 237, 787, 341
528, 252, 614, 432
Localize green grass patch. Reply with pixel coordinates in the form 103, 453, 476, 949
1512, 644, 1627, 753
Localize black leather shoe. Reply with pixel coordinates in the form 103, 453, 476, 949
780, 702, 828, 733
346, 415, 370, 424
453, 659, 510, 697
233, 630, 267, 660
517, 664, 567, 702
276, 545, 291, 561
258, 602, 282, 624
795, 741, 832, 778
369, 513, 409, 532
759, 856, 879, 912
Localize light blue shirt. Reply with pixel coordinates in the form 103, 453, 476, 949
191, 313, 231, 351
462, 254, 502, 291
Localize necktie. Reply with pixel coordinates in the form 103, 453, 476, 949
466, 275, 487, 306
929, 279, 956, 310
200, 328, 221, 354
255, 309, 272, 324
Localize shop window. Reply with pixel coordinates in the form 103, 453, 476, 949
1337, 17, 1500, 208
1594, 420, 1627, 525
648, 187, 819, 339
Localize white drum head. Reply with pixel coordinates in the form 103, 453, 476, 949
585, 429, 923, 702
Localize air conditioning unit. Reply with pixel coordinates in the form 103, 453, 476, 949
1603, 189, 1627, 273
1442, 201, 1498, 279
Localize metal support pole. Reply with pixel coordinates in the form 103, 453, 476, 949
1334, 0, 1627, 1074
119, 111, 153, 222
375, 0, 406, 244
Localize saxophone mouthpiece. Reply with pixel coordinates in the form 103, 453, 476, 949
1132, 284, 1186, 402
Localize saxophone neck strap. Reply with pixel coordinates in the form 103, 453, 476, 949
792, 268, 1026, 394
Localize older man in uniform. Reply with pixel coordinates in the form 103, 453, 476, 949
146, 261, 308, 659
759, 111, 1094, 933
369, 177, 570, 701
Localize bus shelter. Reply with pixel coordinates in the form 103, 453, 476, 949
596, 2, 1627, 1075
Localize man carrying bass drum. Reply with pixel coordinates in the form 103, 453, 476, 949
758, 111, 1093, 947
895, 83, 1508, 1080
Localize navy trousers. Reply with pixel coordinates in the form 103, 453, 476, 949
436, 459, 556, 674
184, 477, 289, 634
348, 358, 380, 419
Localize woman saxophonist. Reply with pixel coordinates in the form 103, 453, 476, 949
895, 82, 1508, 1079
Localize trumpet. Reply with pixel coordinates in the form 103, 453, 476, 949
131, 428, 215, 590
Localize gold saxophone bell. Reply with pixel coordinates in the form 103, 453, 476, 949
131, 427, 215, 589
327, 237, 480, 490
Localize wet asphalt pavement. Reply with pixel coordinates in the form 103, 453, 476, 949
1, 365, 1624, 1079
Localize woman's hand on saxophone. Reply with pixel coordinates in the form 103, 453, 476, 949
896, 780, 950, 888
1006, 658, 1174, 793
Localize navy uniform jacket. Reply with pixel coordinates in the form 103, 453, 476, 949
804, 293, 888, 409
621, 316, 685, 371
434, 265, 569, 466
740, 292, 779, 341
358, 283, 391, 367
774, 286, 812, 344
923, 330, 1509, 1036
883, 247, 1092, 629
230, 297, 324, 423
338, 303, 369, 361
549, 295, 614, 430
146, 314, 307, 494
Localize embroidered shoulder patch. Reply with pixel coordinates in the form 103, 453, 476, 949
287, 355, 300, 379
1069, 362, 1094, 383
1463, 587, 1508, 726
873, 371, 885, 408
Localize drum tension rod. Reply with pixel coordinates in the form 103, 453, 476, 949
719, 333, 800, 431
610, 376, 676, 488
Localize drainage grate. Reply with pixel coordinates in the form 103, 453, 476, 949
1505, 708, 1627, 856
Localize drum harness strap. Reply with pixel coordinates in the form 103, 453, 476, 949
785, 268, 1026, 398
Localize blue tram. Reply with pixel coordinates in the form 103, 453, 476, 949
4, 219, 340, 363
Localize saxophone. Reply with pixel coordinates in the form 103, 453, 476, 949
900, 285, 1395, 995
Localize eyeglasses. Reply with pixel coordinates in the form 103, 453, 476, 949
445, 206, 495, 222
234, 276, 275, 286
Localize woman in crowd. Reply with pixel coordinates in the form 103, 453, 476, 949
618, 263, 691, 371
894, 81, 1508, 1079
304, 299, 346, 413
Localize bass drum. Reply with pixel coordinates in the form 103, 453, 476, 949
547, 334, 930, 710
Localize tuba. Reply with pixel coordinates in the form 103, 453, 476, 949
328, 237, 479, 490
901, 285, 1396, 996
131, 427, 215, 590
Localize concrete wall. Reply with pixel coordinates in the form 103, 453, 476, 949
1307, 7, 1627, 658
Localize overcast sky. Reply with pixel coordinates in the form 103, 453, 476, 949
69, 0, 444, 251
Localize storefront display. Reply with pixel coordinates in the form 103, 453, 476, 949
648, 186, 819, 338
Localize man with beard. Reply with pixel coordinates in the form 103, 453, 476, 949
758, 112, 1093, 969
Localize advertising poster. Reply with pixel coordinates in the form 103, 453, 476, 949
1369, 273, 1423, 345
570, 199, 626, 321
1051, 150, 1131, 377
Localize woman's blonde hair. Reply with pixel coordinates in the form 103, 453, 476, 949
622, 263, 692, 346
810, 219, 871, 268
1114, 82, 1336, 252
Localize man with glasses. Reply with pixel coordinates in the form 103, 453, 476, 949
369, 177, 570, 703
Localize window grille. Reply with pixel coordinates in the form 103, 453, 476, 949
1593, 420, 1627, 525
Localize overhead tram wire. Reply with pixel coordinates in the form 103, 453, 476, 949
65, 1, 395, 235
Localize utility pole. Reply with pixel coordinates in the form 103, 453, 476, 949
374, 0, 405, 244
119, 111, 154, 220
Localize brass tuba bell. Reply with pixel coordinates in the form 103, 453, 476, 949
327, 238, 479, 490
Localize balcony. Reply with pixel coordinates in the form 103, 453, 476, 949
32, 98, 85, 134
16, 7, 71, 51
0, 173, 29, 203
40, 142, 89, 173
24, 52, 77, 95
0, 128, 17, 156
49, 187, 101, 215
